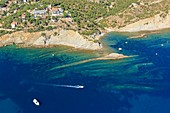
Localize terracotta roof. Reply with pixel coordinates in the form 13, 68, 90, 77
11, 22, 18, 25
51, 7, 58, 11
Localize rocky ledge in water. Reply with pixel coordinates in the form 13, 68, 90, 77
49, 53, 130, 71
97, 53, 130, 60
0, 29, 102, 50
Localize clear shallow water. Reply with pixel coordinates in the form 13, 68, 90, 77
0, 32, 170, 113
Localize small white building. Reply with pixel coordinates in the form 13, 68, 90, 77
51, 7, 64, 16
11, 22, 18, 28
51, 8, 59, 16
23, 0, 28, 3
58, 8, 64, 15
13, 1, 18, 4
33, 10, 46, 18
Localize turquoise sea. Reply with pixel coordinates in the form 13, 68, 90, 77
0, 31, 170, 113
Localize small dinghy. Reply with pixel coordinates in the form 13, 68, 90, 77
33, 98, 40, 106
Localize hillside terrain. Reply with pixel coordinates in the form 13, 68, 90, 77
104, 0, 170, 31
0, 0, 170, 49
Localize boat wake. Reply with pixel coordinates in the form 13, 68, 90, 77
35, 83, 84, 89
20, 81, 84, 89
55, 84, 84, 89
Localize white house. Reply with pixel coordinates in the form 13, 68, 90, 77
33, 10, 46, 18
51, 8, 59, 16
51, 7, 64, 16
13, 1, 18, 4
11, 22, 18, 28
58, 8, 64, 15
23, 0, 28, 3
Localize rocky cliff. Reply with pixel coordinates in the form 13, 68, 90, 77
0, 29, 102, 50
116, 10, 170, 32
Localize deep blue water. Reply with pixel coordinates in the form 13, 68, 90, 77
0, 31, 170, 113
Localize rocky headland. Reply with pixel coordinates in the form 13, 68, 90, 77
0, 29, 102, 50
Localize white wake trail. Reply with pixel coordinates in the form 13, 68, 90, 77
33, 82, 84, 89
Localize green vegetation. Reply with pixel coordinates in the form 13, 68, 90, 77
38, 0, 138, 35
41, 32, 46, 37
0, 0, 169, 36
52, 0, 138, 34
0, 30, 12, 37
107, 0, 138, 15
0, 0, 7, 7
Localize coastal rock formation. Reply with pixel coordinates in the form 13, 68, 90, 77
33, 30, 101, 50
116, 10, 170, 32
97, 53, 129, 60
49, 53, 130, 70
0, 29, 102, 50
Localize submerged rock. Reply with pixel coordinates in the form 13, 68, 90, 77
0, 98, 23, 113
97, 53, 129, 60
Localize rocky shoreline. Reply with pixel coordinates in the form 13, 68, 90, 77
1, 10, 170, 50
1, 10, 170, 62
115, 10, 170, 33
101, 10, 170, 39
0, 29, 132, 61
0, 29, 102, 50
